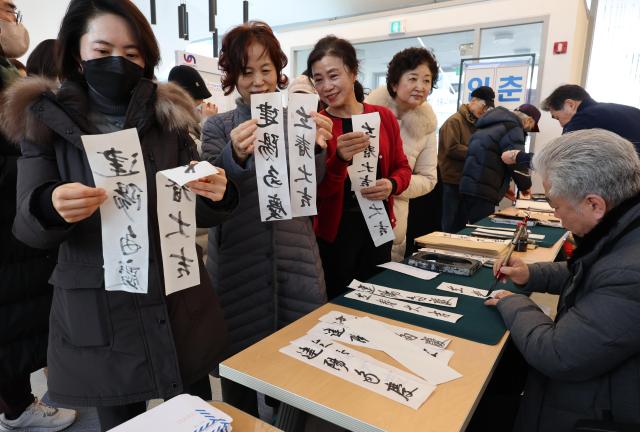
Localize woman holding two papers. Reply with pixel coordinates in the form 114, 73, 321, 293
308, 36, 412, 299
3, 1, 236, 429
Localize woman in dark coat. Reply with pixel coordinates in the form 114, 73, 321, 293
2, 1, 237, 430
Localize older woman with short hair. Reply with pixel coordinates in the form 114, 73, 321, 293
365, 47, 439, 260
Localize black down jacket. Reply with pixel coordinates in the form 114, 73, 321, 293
1, 77, 237, 407
459, 107, 531, 203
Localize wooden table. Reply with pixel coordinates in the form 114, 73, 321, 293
210, 401, 282, 431
220, 219, 566, 431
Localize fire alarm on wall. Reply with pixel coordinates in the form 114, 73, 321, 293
553, 41, 568, 54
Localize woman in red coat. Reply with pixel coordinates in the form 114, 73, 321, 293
308, 36, 411, 299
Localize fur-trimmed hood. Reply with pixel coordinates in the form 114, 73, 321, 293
365, 86, 437, 138
1, 77, 200, 145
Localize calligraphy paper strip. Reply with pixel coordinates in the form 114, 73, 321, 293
348, 279, 458, 308
156, 161, 218, 296
82, 129, 149, 294
287, 93, 319, 217
317, 310, 451, 350
280, 336, 435, 409
377, 261, 439, 280
437, 282, 489, 299
345, 289, 463, 323
354, 191, 395, 247
350, 112, 380, 192
251, 93, 292, 222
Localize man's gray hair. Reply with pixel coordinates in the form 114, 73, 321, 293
533, 129, 640, 208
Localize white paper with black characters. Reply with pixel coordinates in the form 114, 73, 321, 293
156, 161, 218, 296
437, 282, 489, 298
82, 128, 149, 294
345, 289, 463, 323
349, 112, 380, 192
348, 279, 458, 308
287, 93, 319, 217
355, 191, 395, 247
280, 336, 435, 409
251, 93, 292, 222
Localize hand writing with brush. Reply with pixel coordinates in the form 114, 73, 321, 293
484, 256, 531, 306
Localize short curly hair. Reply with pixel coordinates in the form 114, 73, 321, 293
386, 47, 439, 98
218, 21, 288, 96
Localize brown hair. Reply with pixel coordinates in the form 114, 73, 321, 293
218, 21, 288, 96
57, 0, 160, 82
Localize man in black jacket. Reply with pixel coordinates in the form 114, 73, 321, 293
542, 84, 640, 153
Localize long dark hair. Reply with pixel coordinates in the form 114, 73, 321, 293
218, 21, 288, 96
306, 35, 364, 103
57, 0, 160, 82
26, 39, 58, 79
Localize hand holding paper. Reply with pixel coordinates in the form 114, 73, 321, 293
361, 178, 393, 201
52, 182, 108, 223
230, 118, 258, 162
186, 166, 228, 202
336, 131, 369, 161
311, 111, 333, 149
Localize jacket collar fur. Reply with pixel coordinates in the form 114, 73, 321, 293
366, 85, 437, 139
1, 77, 200, 147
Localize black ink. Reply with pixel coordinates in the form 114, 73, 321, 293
358, 161, 374, 173
359, 175, 373, 188
385, 381, 418, 402
297, 187, 312, 208
294, 107, 312, 129
294, 164, 313, 183
355, 369, 380, 384
368, 203, 384, 219
363, 145, 376, 158
165, 180, 192, 203
184, 162, 197, 173
335, 349, 350, 356
377, 298, 396, 307
98, 147, 139, 177
349, 334, 369, 344
375, 221, 389, 236
396, 332, 418, 341
322, 327, 345, 338
334, 315, 347, 325
165, 211, 191, 238
113, 182, 143, 218
266, 194, 288, 221
169, 247, 194, 278
295, 134, 312, 158
324, 357, 349, 372
257, 133, 279, 161
263, 165, 283, 188
256, 102, 279, 128
311, 339, 333, 348
120, 225, 142, 256
361, 122, 376, 138
379, 289, 400, 298
118, 258, 141, 290
297, 346, 323, 360
355, 292, 372, 301
404, 304, 421, 312
420, 336, 446, 349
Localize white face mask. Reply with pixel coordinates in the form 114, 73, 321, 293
0, 20, 29, 58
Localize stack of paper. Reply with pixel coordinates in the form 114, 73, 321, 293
515, 199, 554, 212
414, 231, 509, 258
109, 394, 232, 432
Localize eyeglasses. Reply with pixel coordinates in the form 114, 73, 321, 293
1, 8, 22, 23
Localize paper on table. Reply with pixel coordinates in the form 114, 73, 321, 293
156, 162, 218, 296
110, 394, 232, 432
349, 112, 380, 191
418, 248, 494, 265
377, 261, 439, 280
516, 199, 553, 212
348, 279, 457, 308
317, 311, 451, 350
82, 129, 149, 294
251, 92, 292, 222
473, 227, 545, 240
281, 336, 435, 409
287, 93, 319, 217
345, 289, 463, 323
437, 282, 489, 298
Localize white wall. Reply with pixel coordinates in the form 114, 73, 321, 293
17, 0, 69, 63
275, 0, 589, 191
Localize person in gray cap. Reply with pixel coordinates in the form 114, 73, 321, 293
438, 85, 494, 232
168, 64, 218, 120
